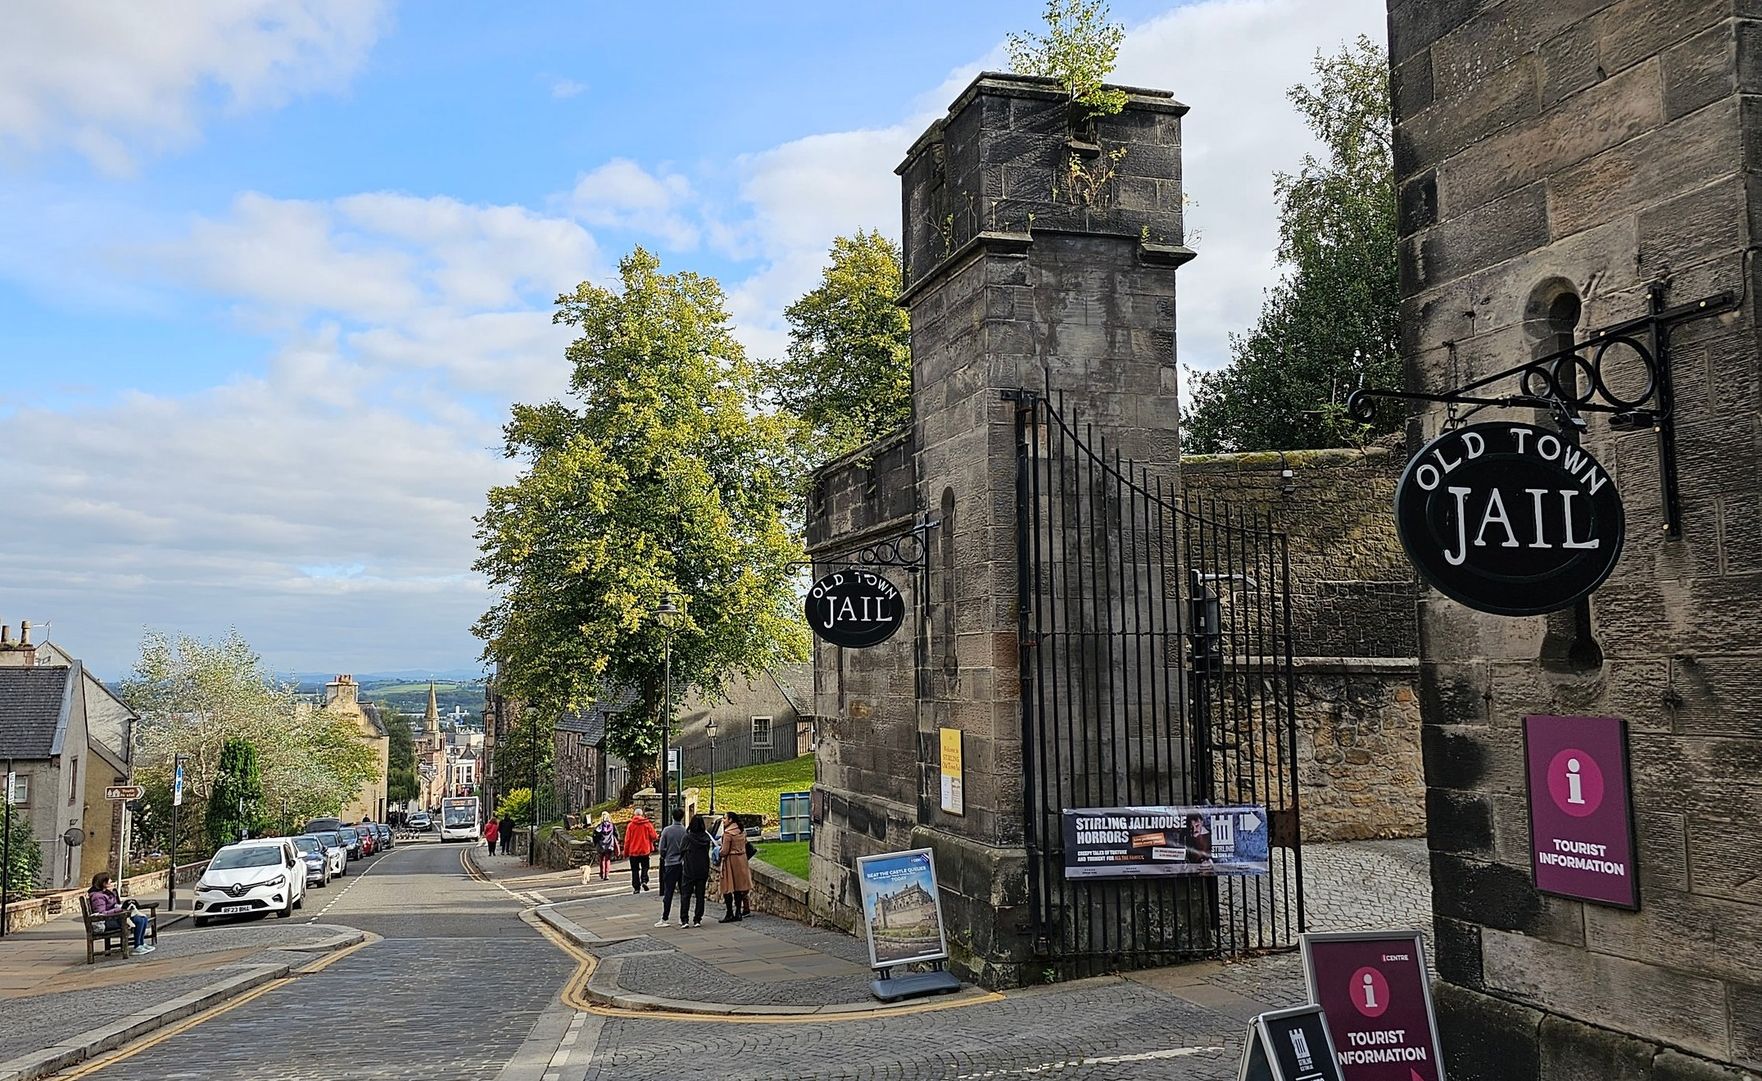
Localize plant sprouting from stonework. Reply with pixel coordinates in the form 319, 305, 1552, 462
1006, 0, 1129, 117
1060, 145, 1127, 206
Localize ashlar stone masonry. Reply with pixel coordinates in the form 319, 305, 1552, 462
1389, 1, 1762, 1076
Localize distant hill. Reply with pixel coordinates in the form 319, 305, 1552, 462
293, 676, 484, 721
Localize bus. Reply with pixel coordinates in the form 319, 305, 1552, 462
439, 797, 482, 842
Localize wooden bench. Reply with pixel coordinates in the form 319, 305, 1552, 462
78, 894, 160, 964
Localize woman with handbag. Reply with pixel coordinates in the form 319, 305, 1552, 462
716, 813, 753, 922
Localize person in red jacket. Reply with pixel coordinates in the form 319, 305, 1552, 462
622, 809, 659, 894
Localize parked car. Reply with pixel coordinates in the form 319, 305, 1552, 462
333, 827, 363, 860
318, 830, 348, 876
192, 838, 306, 925
406, 811, 432, 831
291, 835, 332, 889
373, 823, 393, 851
353, 824, 377, 857
302, 816, 345, 835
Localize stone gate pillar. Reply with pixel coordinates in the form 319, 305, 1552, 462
1389, 3, 1762, 1076
899, 72, 1192, 985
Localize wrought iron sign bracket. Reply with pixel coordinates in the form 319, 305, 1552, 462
789, 517, 940, 575
1346, 287, 1738, 537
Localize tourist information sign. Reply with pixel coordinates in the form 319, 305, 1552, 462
1302, 931, 1445, 1080
1240, 1006, 1347, 1081
1394, 422, 1624, 616
856, 848, 949, 970
1061, 804, 1269, 879
805, 569, 905, 647
105, 785, 144, 801
1524, 715, 1639, 909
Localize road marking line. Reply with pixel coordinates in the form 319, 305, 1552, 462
51, 975, 292, 1078
306, 847, 401, 923
952, 1046, 1227, 1077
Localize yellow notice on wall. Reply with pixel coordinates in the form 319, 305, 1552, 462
939, 728, 964, 815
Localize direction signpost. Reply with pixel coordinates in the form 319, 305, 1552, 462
105, 785, 145, 802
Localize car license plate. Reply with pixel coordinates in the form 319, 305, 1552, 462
217, 904, 251, 913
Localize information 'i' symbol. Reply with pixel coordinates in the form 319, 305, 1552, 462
1362, 973, 1379, 1010
1566, 758, 1585, 806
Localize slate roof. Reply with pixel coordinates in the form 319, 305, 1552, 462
0, 666, 71, 759
554, 685, 641, 743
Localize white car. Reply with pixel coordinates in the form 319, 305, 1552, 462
314, 832, 348, 878
192, 838, 307, 926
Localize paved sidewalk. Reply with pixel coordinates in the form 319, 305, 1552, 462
471, 837, 1433, 1024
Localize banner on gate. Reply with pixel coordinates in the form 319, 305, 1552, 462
1061, 804, 1269, 880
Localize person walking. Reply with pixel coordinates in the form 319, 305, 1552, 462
655, 807, 687, 927
680, 814, 712, 928
87, 873, 153, 955
623, 808, 658, 894
483, 817, 499, 857
717, 813, 752, 923
591, 812, 618, 881
498, 814, 515, 856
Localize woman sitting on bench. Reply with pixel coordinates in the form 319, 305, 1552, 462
88, 873, 153, 955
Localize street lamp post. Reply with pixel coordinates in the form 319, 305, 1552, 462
705, 718, 718, 815
652, 600, 680, 824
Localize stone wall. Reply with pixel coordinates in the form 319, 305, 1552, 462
1389, 1, 1762, 1076
1182, 446, 1424, 842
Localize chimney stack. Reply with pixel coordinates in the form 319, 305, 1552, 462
0, 622, 35, 668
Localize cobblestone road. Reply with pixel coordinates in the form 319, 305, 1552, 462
43, 837, 1431, 1081
59, 842, 571, 1081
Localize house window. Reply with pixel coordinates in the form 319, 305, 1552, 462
68, 756, 78, 804
751, 716, 773, 749
6, 773, 27, 805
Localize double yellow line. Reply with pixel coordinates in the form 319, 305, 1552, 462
54, 936, 374, 1078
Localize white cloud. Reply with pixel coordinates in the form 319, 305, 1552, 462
0, 0, 388, 172
550, 78, 587, 100
567, 159, 701, 250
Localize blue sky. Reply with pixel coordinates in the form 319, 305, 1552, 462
0, 0, 1384, 678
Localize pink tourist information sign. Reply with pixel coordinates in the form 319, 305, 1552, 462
1523, 714, 1639, 910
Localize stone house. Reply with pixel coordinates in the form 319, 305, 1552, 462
317, 675, 388, 823
671, 663, 814, 782
0, 623, 135, 889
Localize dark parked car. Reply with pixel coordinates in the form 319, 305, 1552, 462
291, 835, 331, 888
302, 817, 345, 835
373, 823, 392, 851
333, 828, 363, 859
353, 825, 377, 857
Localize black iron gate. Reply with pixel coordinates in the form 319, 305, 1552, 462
1011, 387, 1304, 975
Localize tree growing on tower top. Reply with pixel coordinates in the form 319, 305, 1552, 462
1007, 0, 1129, 116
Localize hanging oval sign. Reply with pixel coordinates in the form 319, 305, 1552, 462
805, 569, 905, 648
1395, 422, 1625, 616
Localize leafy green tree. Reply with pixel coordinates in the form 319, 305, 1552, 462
122, 630, 377, 842
771, 231, 911, 463
3, 811, 41, 893
495, 788, 532, 825
1184, 36, 1398, 453
492, 712, 552, 793
1007, 0, 1128, 116
475, 247, 809, 776
207, 737, 263, 847
380, 703, 420, 804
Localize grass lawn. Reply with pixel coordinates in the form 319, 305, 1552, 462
755, 839, 809, 879
683, 753, 814, 828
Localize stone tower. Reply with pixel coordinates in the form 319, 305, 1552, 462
425, 680, 442, 752
1389, 3, 1762, 1076
808, 72, 1193, 986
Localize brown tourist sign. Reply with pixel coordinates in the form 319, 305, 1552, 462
1395, 422, 1625, 616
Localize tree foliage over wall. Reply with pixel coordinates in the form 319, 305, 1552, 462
1184, 36, 1399, 454
475, 247, 808, 774
770, 231, 911, 464
206, 737, 263, 848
